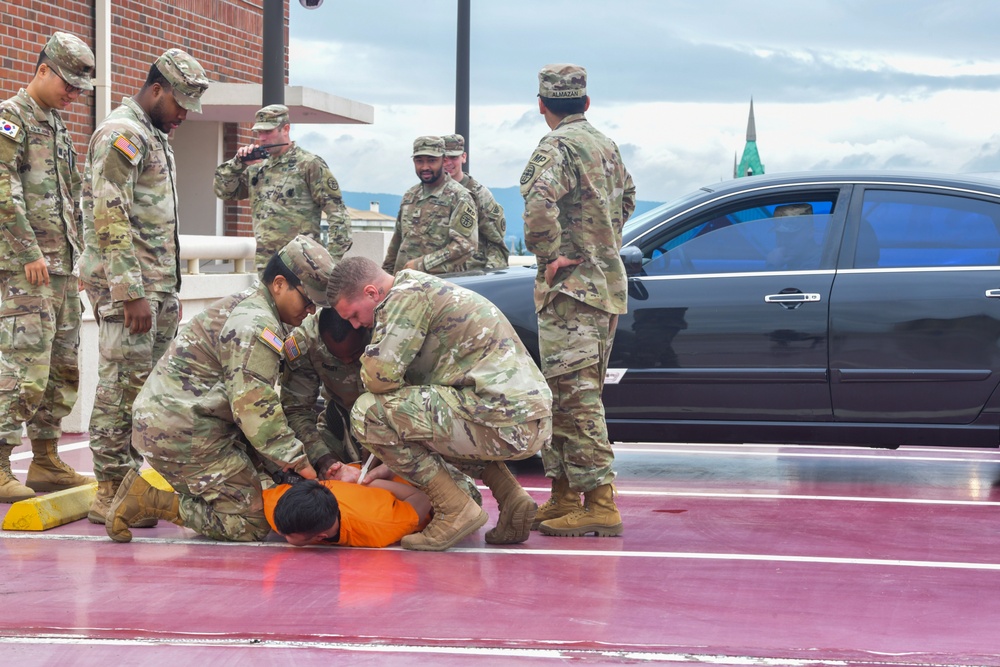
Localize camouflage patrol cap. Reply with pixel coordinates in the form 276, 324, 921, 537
154, 49, 210, 113
412, 135, 445, 158
538, 63, 587, 99
252, 104, 290, 131
278, 235, 335, 308
443, 133, 465, 157
43, 32, 95, 91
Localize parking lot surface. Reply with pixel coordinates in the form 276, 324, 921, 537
3, 437, 1000, 665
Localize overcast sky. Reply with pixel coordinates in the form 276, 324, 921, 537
287, 0, 1000, 203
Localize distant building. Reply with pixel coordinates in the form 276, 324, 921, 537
734, 98, 765, 178
321, 202, 394, 245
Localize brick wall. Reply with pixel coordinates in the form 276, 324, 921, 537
1, 0, 287, 237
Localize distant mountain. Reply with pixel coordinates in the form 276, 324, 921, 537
343, 187, 663, 255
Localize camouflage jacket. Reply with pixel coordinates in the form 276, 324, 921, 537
0, 89, 82, 275
382, 174, 478, 274
78, 97, 180, 301
363, 270, 551, 427
457, 172, 509, 271
520, 113, 636, 314
280, 312, 365, 463
213, 143, 352, 266
133, 283, 310, 473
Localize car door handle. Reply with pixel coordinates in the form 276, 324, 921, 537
765, 293, 822, 304
987, 289, 1000, 298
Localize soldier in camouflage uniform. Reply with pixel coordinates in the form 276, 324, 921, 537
213, 104, 352, 271
105, 236, 333, 543
280, 307, 368, 471
78, 49, 210, 524
281, 307, 484, 505
328, 256, 552, 551
382, 136, 478, 275
0, 32, 96, 502
520, 64, 636, 537
442, 134, 510, 270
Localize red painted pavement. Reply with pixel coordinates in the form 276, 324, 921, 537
2, 437, 1000, 665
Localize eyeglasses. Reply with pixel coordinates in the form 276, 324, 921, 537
295, 285, 314, 310
48, 67, 83, 94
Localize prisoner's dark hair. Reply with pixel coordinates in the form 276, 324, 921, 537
539, 95, 588, 116
273, 480, 340, 540
262, 252, 303, 288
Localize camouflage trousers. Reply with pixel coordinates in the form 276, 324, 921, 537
538, 293, 618, 492
351, 385, 550, 488
86, 288, 179, 482
0, 272, 81, 444
134, 424, 269, 542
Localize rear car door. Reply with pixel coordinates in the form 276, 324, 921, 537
606, 185, 850, 425
829, 183, 1000, 445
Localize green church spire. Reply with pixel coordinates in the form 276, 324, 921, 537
735, 98, 764, 178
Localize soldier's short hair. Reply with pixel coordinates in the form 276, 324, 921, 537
273, 480, 340, 539
326, 256, 381, 306
539, 95, 587, 116
261, 252, 303, 289
318, 306, 355, 343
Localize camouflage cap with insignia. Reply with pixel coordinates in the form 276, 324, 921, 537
412, 135, 445, 158
443, 133, 465, 157
252, 104, 290, 131
538, 63, 587, 99
154, 48, 210, 113
43, 32, 95, 91
278, 235, 335, 308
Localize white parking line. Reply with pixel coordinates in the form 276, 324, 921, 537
2, 531, 999, 573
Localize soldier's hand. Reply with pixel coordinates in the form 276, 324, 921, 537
24, 258, 50, 286
544, 255, 584, 286
402, 258, 421, 271
295, 462, 318, 480
236, 144, 263, 164
123, 297, 153, 334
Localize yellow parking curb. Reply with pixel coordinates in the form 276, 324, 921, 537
2, 468, 174, 531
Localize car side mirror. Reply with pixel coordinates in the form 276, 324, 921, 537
621, 246, 643, 276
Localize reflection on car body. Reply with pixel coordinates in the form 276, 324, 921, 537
450, 171, 1000, 448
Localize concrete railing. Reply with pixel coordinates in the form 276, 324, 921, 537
178, 234, 256, 275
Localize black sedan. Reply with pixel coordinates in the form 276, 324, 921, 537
450, 171, 1000, 448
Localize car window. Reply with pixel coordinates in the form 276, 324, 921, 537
639, 196, 837, 276
857, 190, 1000, 268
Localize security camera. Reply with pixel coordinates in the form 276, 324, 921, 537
299, 0, 323, 8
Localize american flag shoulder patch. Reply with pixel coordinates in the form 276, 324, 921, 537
111, 134, 140, 163
283, 335, 301, 361
259, 327, 284, 354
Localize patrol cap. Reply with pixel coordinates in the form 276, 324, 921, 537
443, 133, 465, 157
412, 135, 445, 158
43, 32, 95, 91
252, 104, 290, 131
154, 49, 210, 113
278, 235, 335, 308
772, 203, 814, 232
538, 63, 587, 99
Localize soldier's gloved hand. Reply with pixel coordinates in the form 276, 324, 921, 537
313, 454, 338, 480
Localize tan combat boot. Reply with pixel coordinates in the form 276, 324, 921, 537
531, 475, 582, 530
401, 467, 488, 552
107, 469, 182, 543
26, 438, 92, 492
0, 444, 35, 503
481, 461, 537, 545
538, 483, 623, 537
88, 476, 157, 528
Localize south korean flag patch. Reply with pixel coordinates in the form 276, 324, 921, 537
0, 120, 21, 142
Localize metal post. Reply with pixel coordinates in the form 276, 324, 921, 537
455, 0, 470, 172
262, 0, 285, 105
